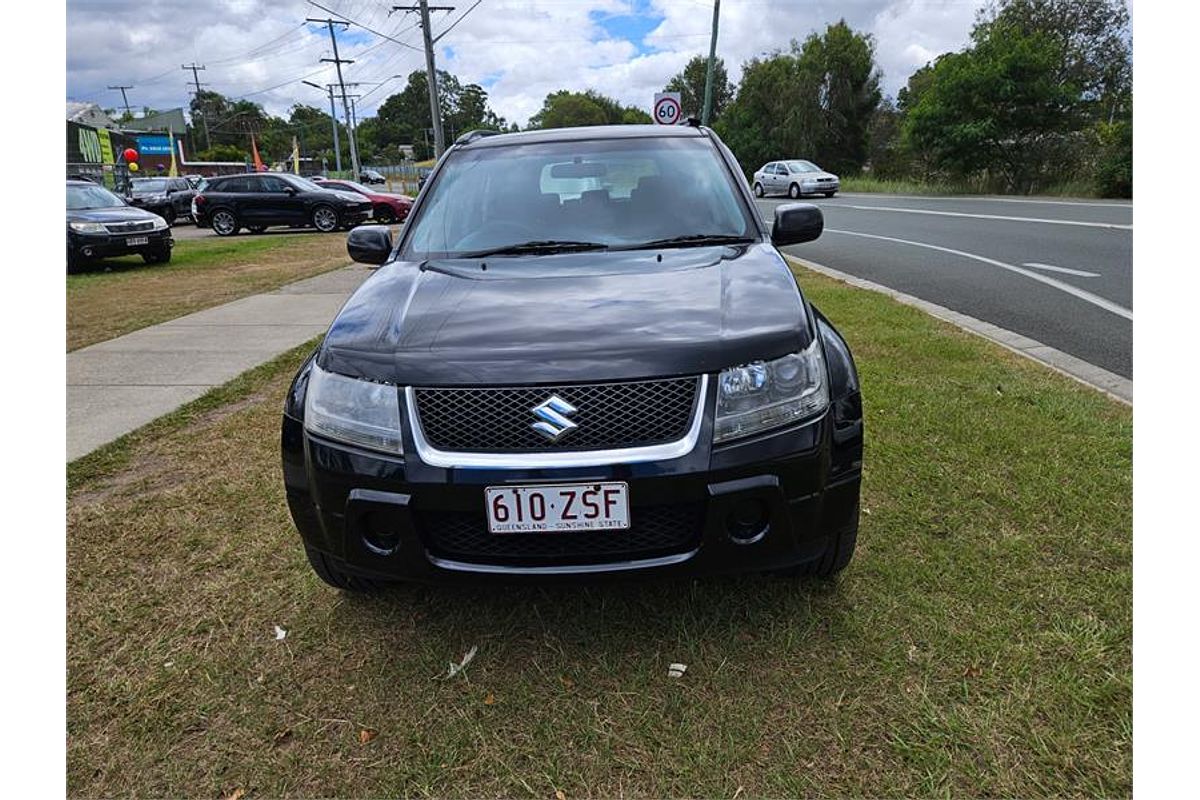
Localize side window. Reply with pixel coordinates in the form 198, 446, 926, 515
260, 176, 290, 193
214, 178, 246, 193
171, 179, 189, 192
772, 164, 785, 175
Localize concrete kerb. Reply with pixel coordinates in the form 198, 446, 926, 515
784, 254, 1133, 406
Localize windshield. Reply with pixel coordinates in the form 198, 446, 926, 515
326, 180, 368, 195
402, 136, 756, 259
787, 161, 821, 174
67, 183, 125, 210
131, 178, 169, 193
284, 174, 327, 193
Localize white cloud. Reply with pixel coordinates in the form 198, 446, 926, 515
66, 0, 982, 127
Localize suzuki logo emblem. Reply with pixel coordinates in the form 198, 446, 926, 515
531, 395, 578, 442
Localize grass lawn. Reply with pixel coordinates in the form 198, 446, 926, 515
66, 266, 1131, 798
66, 233, 350, 351
840, 175, 1106, 199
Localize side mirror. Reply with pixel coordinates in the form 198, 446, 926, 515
771, 203, 823, 246
347, 225, 393, 265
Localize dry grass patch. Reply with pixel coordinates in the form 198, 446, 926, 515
66, 233, 349, 351
67, 269, 1131, 798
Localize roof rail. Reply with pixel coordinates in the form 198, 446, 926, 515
454, 129, 503, 145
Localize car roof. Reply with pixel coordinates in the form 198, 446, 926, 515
455, 124, 707, 150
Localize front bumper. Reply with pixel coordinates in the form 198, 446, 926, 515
281, 387, 863, 582
68, 228, 173, 259
803, 180, 839, 194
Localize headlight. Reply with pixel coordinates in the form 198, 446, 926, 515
714, 339, 828, 443
69, 221, 106, 233
304, 363, 403, 454
151, 216, 169, 230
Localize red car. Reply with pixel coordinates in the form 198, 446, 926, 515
313, 178, 413, 224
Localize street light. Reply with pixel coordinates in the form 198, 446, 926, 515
302, 80, 342, 173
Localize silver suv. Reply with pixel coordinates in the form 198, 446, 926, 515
753, 160, 839, 199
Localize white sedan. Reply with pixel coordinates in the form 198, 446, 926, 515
752, 160, 839, 199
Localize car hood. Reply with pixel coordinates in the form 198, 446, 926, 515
320, 243, 813, 385
67, 205, 162, 223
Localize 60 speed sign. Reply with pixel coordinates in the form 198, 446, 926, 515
653, 92, 682, 125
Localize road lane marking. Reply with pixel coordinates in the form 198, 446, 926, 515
1023, 262, 1101, 278
823, 228, 1133, 320
837, 192, 1132, 209
783, 253, 1131, 404
843, 204, 1132, 230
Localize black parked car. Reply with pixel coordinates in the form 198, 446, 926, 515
192, 172, 373, 236
359, 168, 387, 185
281, 124, 863, 590
67, 179, 173, 272
128, 176, 196, 225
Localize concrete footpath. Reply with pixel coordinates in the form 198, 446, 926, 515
67, 265, 372, 461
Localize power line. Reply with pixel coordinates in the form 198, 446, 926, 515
309, 0, 425, 52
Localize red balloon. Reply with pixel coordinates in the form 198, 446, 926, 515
123, 148, 139, 162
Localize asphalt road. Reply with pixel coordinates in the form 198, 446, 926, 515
758, 193, 1133, 378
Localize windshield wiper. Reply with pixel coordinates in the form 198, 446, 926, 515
460, 240, 609, 258
615, 234, 756, 251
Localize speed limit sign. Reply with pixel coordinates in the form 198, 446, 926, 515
653, 92, 683, 125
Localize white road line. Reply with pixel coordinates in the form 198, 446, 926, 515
824, 228, 1133, 321
843, 204, 1132, 230
837, 192, 1132, 209
1023, 262, 1101, 278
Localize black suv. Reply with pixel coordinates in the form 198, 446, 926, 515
128, 176, 196, 225
192, 172, 373, 236
67, 179, 173, 271
281, 125, 863, 590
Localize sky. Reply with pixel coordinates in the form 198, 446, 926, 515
66, 0, 982, 127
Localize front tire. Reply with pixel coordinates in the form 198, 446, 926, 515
311, 204, 339, 233
374, 205, 396, 225
779, 504, 859, 579
141, 247, 172, 265
789, 183, 801, 199
753, 182, 764, 198
304, 547, 386, 593
211, 208, 239, 236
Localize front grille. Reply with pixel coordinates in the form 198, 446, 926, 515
104, 221, 155, 233
413, 377, 699, 452
817, 177, 833, 183
418, 503, 703, 563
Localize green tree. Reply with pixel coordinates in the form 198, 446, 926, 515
528, 90, 650, 129
664, 56, 734, 121
717, 20, 881, 176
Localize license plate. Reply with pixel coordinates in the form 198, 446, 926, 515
485, 482, 630, 534
127, 236, 149, 246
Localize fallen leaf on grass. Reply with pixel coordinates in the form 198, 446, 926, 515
273, 625, 287, 641
555, 790, 566, 800
484, 692, 496, 705
559, 675, 575, 689
223, 790, 246, 800
963, 664, 983, 679
359, 728, 379, 745
668, 663, 687, 678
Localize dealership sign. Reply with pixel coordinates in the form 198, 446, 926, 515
136, 135, 173, 155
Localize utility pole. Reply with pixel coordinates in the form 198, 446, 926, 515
182, 63, 211, 151
701, 0, 721, 127
395, 2, 455, 158
107, 85, 134, 118
303, 80, 342, 172
307, 17, 360, 178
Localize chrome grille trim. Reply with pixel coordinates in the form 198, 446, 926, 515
405, 374, 709, 469
103, 220, 156, 234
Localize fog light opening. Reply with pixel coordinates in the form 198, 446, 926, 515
726, 498, 770, 545
362, 521, 401, 556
